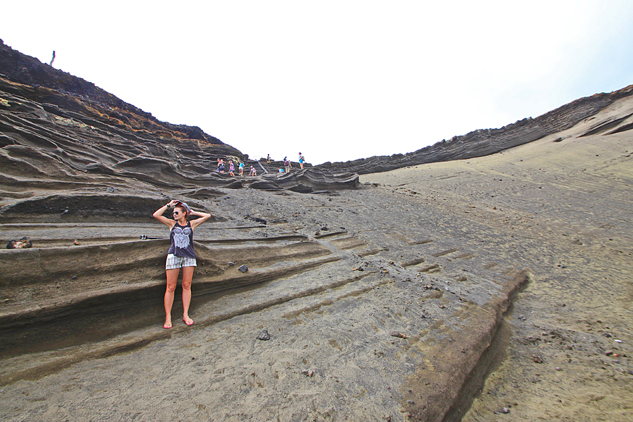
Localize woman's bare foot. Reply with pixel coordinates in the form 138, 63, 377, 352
183, 316, 194, 326
163, 318, 172, 329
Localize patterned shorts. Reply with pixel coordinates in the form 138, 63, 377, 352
166, 254, 197, 270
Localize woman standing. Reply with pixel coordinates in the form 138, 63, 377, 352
153, 200, 211, 329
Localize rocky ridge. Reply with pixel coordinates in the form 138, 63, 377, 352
0, 39, 225, 145
316, 85, 633, 174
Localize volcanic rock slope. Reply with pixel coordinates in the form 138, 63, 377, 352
1, 41, 632, 421
364, 98, 633, 421
317, 85, 633, 175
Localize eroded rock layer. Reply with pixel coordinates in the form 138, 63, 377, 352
1, 40, 632, 422
316, 85, 633, 174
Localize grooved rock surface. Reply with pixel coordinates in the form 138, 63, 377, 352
1, 41, 632, 421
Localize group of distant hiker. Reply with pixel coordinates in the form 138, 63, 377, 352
278, 152, 305, 173
215, 152, 306, 177
215, 158, 256, 177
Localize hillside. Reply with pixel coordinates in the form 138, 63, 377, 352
0, 41, 631, 421
317, 85, 633, 174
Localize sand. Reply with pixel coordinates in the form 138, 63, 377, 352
364, 96, 633, 421
1, 94, 632, 421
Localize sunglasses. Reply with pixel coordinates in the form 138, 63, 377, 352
174, 201, 191, 213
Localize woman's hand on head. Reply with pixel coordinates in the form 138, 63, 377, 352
154, 200, 178, 227
190, 210, 212, 228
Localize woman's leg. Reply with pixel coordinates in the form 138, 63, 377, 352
181, 266, 195, 325
164, 268, 180, 328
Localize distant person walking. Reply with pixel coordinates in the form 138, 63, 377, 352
228, 161, 235, 176
49, 51, 56, 66
239, 162, 244, 176
153, 200, 211, 329
299, 152, 305, 169
284, 156, 292, 173
217, 158, 225, 174
249, 166, 257, 176
267, 154, 271, 163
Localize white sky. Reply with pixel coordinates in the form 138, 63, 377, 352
2, 1, 633, 164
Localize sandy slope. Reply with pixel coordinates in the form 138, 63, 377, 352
364, 95, 633, 421
0, 90, 631, 421
1, 182, 526, 422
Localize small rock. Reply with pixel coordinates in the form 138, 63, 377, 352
532, 354, 543, 363
73, 239, 80, 245
238, 265, 248, 273
605, 351, 614, 356
228, 262, 235, 267
6, 237, 32, 249
407, 400, 414, 404
301, 369, 315, 377
256, 329, 270, 341
321, 226, 329, 231
501, 407, 510, 414
390, 331, 406, 339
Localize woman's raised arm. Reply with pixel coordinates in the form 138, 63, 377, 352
190, 210, 211, 229
153, 200, 178, 228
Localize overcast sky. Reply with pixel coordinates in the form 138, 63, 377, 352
3, 1, 633, 164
